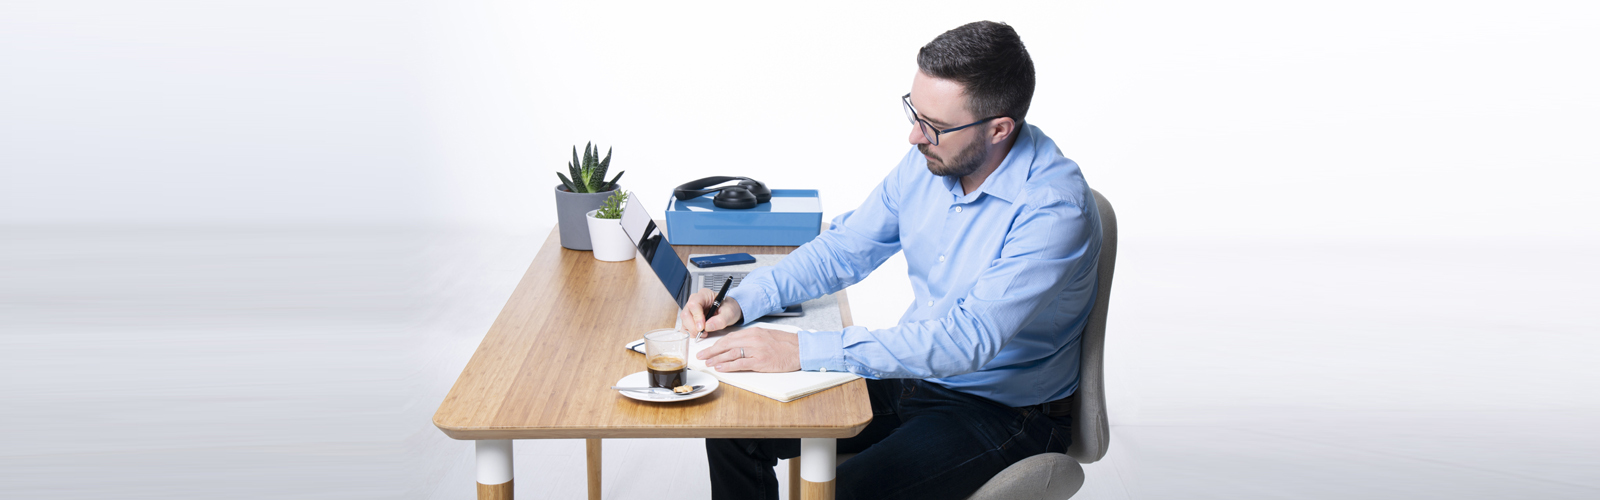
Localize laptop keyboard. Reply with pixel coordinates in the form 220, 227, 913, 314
701, 273, 745, 293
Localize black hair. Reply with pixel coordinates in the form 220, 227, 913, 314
917, 21, 1036, 123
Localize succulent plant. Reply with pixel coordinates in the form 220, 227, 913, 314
595, 190, 628, 219
558, 142, 624, 193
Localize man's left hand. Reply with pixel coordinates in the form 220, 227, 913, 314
696, 327, 801, 373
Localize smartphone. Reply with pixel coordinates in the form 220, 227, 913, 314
761, 304, 804, 318
690, 253, 756, 268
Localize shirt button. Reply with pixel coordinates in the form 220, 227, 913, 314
927, 300, 935, 307
954, 206, 963, 213
938, 255, 946, 262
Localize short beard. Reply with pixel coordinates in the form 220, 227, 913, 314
919, 138, 987, 179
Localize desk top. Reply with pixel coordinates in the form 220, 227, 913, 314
433, 226, 873, 440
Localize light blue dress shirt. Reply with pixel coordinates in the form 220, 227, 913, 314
727, 124, 1101, 407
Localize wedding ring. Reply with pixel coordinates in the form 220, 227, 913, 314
739, 347, 747, 359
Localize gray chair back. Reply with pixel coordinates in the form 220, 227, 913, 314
1067, 189, 1116, 464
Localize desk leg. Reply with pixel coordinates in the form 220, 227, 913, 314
476, 440, 513, 500
799, 438, 836, 500
788, 456, 802, 500
586, 438, 602, 500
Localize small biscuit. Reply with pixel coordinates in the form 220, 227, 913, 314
672, 385, 693, 394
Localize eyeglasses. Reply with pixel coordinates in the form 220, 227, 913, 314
902, 93, 1007, 146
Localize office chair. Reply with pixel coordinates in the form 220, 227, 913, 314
794, 189, 1118, 500
966, 188, 1115, 500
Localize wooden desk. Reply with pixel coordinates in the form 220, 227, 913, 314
434, 226, 871, 500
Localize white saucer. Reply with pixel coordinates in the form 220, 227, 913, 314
614, 369, 720, 402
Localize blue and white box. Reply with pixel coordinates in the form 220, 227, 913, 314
665, 189, 822, 246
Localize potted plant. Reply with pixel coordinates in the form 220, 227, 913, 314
554, 142, 625, 250
586, 190, 635, 261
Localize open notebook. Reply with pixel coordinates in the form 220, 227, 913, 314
625, 322, 860, 402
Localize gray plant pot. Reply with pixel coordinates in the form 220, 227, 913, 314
554, 185, 619, 250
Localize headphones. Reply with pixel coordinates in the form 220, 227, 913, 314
672, 176, 772, 210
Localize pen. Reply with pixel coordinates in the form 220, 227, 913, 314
701, 276, 734, 339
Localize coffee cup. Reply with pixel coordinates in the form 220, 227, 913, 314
643, 329, 689, 388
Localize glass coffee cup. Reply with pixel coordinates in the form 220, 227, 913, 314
643, 329, 689, 388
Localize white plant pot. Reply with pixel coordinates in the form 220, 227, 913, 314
585, 210, 636, 262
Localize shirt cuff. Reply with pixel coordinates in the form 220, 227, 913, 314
798, 329, 847, 372
726, 286, 775, 326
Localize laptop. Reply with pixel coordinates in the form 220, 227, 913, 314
619, 192, 801, 315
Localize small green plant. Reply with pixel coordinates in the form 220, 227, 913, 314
595, 190, 628, 219
559, 142, 624, 193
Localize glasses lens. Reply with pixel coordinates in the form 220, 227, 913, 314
903, 96, 937, 145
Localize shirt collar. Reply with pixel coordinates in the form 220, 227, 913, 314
943, 124, 1036, 204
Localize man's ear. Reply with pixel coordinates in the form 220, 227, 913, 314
988, 117, 1017, 145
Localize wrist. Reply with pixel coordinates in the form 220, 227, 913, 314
729, 298, 744, 324
725, 287, 772, 324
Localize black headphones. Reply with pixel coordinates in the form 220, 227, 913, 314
672, 176, 772, 210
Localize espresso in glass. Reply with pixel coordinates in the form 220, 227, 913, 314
647, 355, 687, 388
642, 329, 690, 388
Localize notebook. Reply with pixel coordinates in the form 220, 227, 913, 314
625, 322, 860, 402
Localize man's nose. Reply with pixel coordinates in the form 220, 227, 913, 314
909, 125, 931, 145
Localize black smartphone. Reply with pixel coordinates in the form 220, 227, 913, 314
761, 304, 804, 317
690, 253, 756, 268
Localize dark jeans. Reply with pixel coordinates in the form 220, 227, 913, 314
706, 379, 1071, 500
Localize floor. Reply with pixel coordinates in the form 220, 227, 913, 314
2, 226, 1595, 499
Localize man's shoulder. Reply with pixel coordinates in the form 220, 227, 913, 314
1015, 125, 1093, 211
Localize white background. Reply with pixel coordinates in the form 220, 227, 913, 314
2, 1, 1597, 499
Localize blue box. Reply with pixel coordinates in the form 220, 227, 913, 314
665, 189, 822, 246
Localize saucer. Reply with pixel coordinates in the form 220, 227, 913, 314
614, 369, 720, 402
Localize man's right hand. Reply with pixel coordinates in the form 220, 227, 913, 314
679, 288, 744, 337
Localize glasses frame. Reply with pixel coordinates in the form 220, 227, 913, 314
902, 93, 1008, 146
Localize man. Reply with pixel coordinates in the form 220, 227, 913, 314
680, 21, 1102, 500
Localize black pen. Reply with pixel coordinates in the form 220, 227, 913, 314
701, 276, 734, 339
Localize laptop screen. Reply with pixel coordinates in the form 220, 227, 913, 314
619, 193, 690, 307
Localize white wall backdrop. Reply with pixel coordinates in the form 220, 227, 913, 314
3, 1, 1597, 499
413, 0, 1600, 242
7, 0, 1595, 238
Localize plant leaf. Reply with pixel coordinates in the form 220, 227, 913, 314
603, 171, 624, 192
590, 143, 604, 190
569, 146, 582, 191
596, 190, 628, 219
580, 143, 594, 189
557, 172, 579, 193
593, 146, 611, 191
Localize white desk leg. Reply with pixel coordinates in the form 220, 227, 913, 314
476, 440, 513, 500
799, 438, 836, 500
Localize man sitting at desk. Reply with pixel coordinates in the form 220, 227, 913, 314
681, 21, 1102, 500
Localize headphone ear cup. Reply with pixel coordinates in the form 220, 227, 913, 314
712, 187, 759, 209
738, 179, 772, 204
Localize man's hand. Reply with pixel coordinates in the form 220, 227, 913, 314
696, 327, 801, 373
678, 288, 744, 337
